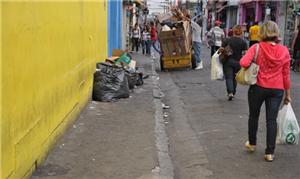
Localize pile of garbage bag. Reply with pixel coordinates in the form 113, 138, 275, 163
92, 49, 147, 102
93, 63, 130, 102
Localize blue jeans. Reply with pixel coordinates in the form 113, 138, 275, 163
223, 59, 241, 95
193, 41, 201, 64
146, 40, 151, 55
150, 40, 161, 55
248, 85, 284, 154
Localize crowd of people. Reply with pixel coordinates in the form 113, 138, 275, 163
131, 11, 299, 163
130, 21, 160, 58
206, 17, 298, 162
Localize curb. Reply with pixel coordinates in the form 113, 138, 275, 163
151, 59, 174, 179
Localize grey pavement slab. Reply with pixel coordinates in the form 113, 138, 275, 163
31, 53, 160, 179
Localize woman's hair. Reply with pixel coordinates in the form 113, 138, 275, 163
259, 21, 280, 42
232, 25, 243, 36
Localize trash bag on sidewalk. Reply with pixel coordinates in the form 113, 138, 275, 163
125, 70, 144, 89
276, 103, 300, 145
93, 63, 130, 102
211, 50, 224, 80
125, 71, 138, 90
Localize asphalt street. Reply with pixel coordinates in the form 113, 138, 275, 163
31, 46, 300, 179
158, 45, 300, 179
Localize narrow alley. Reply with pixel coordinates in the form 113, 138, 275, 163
2, 1, 300, 179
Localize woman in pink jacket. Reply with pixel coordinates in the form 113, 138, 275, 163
240, 21, 292, 162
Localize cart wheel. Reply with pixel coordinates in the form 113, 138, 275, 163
160, 56, 165, 71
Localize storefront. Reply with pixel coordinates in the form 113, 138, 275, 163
283, 1, 300, 49
239, 1, 279, 28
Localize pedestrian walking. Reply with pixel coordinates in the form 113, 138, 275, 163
191, 15, 203, 70
142, 25, 150, 55
131, 23, 140, 52
292, 24, 300, 72
227, 27, 233, 37
249, 21, 260, 47
242, 22, 249, 46
240, 21, 291, 162
208, 20, 225, 57
221, 25, 248, 100
150, 21, 161, 58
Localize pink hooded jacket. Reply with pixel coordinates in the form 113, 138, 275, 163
240, 42, 291, 90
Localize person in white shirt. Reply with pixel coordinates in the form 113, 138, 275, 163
191, 15, 203, 70
142, 25, 150, 55
131, 23, 140, 52
208, 21, 225, 57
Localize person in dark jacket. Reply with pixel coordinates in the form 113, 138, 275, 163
221, 25, 248, 100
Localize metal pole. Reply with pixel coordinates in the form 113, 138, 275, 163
202, 0, 208, 40
212, 0, 216, 28
133, 3, 136, 26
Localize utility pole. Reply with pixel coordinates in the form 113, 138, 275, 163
202, 0, 208, 40
133, 2, 136, 26
212, 0, 216, 28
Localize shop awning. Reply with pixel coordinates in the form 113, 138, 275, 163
207, 1, 227, 12
239, 0, 257, 4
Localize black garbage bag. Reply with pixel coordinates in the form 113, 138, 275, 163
126, 71, 145, 89
135, 72, 144, 86
125, 71, 138, 90
93, 63, 130, 102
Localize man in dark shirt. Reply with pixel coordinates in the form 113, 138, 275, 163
221, 25, 248, 100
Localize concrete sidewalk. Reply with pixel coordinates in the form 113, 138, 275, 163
31, 53, 162, 179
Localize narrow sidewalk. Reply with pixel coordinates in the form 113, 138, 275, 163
32, 53, 159, 179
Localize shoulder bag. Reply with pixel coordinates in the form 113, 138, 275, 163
235, 44, 259, 85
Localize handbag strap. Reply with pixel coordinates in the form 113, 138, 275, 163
253, 44, 259, 63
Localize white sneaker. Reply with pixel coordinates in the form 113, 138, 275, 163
195, 61, 203, 70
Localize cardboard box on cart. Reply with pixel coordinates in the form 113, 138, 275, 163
158, 21, 192, 69
159, 21, 191, 58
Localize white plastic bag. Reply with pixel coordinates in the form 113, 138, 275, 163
276, 103, 300, 145
210, 50, 224, 80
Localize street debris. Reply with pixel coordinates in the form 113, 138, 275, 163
59, 143, 65, 149
92, 49, 147, 102
92, 101, 98, 104
162, 103, 170, 109
96, 112, 102, 116
163, 112, 168, 118
33, 164, 69, 177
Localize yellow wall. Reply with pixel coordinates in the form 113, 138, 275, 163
1, 1, 107, 178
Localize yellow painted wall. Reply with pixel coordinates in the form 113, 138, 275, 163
1, 1, 108, 178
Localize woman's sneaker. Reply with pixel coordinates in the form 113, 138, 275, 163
264, 154, 274, 162
228, 93, 234, 101
245, 141, 256, 152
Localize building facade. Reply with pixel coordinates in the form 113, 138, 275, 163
1, 1, 108, 178
239, 0, 280, 26
108, 0, 123, 56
